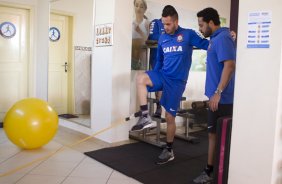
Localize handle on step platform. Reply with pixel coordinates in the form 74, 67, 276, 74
125, 111, 142, 121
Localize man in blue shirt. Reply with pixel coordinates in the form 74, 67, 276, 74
148, 18, 164, 69
193, 8, 236, 183
147, 18, 164, 118
131, 5, 209, 164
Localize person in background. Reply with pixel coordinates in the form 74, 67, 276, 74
131, 0, 150, 70
147, 18, 164, 117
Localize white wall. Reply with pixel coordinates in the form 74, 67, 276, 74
272, 54, 282, 183
36, 0, 49, 101
91, 0, 133, 142
146, 0, 230, 26
272, 46, 282, 183
110, 0, 134, 142
50, 0, 94, 47
229, 1, 282, 183
91, 0, 115, 142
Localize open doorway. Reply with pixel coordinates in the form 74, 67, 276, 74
49, 0, 93, 128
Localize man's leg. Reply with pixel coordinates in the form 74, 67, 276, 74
137, 72, 153, 106
156, 112, 175, 165
153, 91, 162, 118
193, 110, 216, 183
131, 72, 154, 131
166, 112, 176, 143
208, 133, 216, 166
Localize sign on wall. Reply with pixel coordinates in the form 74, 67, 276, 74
95, 23, 113, 47
247, 11, 272, 48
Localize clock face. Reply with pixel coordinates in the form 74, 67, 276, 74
0, 22, 16, 39
49, 27, 60, 42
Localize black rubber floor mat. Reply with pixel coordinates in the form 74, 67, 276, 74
85, 135, 208, 184
58, 114, 79, 119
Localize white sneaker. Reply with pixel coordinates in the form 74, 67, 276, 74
131, 115, 153, 131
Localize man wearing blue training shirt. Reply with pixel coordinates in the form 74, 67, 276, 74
193, 7, 236, 183
147, 18, 164, 117
131, 5, 209, 164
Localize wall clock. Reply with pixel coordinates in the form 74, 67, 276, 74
49, 27, 60, 42
0, 22, 16, 39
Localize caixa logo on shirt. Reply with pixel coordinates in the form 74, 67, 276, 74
163, 46, 183, 53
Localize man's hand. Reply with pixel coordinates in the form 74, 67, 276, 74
230, 30, 236, 41
209, 93, 221, 112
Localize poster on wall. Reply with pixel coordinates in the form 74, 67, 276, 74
130, 0, 205, 71
247, 11, 272, 48
95, 23, 113, 47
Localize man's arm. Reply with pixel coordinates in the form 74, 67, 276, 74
209, 60, 235, 111
189, 30, 209, 50
153, 42, 164, 71
217, 61, 236, 92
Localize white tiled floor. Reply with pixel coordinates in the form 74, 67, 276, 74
0, 126, 141, 184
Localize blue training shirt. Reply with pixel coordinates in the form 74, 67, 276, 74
148, 19, 164, 40
205, 27, 236, 104
148, 19, 164, 69
154, 26, 209, 82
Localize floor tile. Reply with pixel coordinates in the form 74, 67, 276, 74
0, 125, 140, 184
30, 161, 80, 176
62, 176, 107, 184
16, 174, 65, 184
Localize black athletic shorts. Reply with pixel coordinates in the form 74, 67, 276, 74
207, 104, 233, 133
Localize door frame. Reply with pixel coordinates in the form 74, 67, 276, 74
50, 9, 75, 114
230, 0, 239, 46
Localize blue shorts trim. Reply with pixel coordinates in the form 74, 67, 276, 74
146, 70, 186, 116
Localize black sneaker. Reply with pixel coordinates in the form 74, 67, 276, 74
153, 106, 162, 118
131, 115, 153, 131
193, 171, 214, 183
156, 148, 174, 165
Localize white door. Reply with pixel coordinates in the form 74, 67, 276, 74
0, 6, 29, 121
48, 13, 70, 114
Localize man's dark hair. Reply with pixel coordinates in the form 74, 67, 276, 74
197, 7, 220, 25
162, 5, 178, 20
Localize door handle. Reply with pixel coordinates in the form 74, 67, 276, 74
61, 62, 68, 72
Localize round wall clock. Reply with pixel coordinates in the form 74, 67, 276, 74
0, 22, 16, 39
49, 27, 60, 42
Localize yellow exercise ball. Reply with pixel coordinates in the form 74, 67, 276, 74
3, 98, 58, 149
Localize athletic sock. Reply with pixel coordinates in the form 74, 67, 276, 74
166, 142, 173, 152
204, 164, 214, 176
156, 101, 161, 108
140, 105, 148, 117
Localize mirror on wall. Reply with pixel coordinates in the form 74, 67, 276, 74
49, 0, 94, 128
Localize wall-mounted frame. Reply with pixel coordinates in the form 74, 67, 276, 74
94, 23, 113, 47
